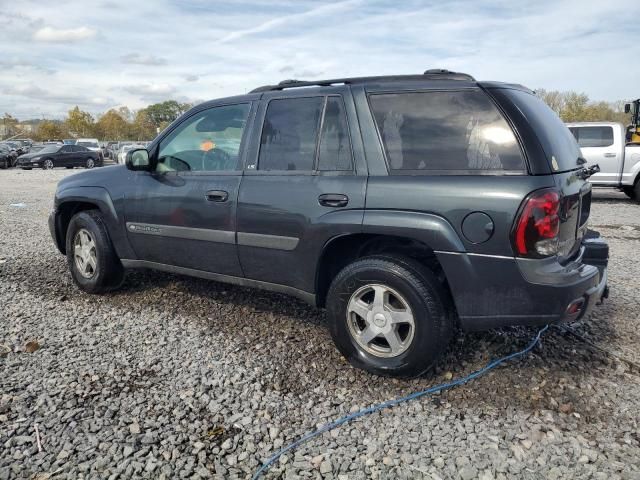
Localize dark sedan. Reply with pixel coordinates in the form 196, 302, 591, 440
17, 144, 102, 170
0, 144, 16, 169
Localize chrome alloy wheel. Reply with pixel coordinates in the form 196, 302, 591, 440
73, 228, 98, 279
43, 159, 54, 169
86, 158, 95, 168
347, 284, 415, 358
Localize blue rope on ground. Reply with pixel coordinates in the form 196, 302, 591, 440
252, 325, 549, 479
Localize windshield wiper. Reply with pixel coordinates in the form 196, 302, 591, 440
577, 156, 587, 165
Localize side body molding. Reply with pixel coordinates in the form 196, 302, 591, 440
362, 210, 466, 252
53, 186, 134, 259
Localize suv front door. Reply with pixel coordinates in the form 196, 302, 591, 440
124, 102, 255, 276
236, 90, 367, 294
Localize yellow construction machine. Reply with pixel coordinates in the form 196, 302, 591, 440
625, 99, 640, 143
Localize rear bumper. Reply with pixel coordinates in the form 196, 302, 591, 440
437, 235, 608, 331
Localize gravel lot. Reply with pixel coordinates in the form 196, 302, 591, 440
1, 169, 639, 480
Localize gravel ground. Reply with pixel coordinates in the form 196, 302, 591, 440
1, 169, 639, 480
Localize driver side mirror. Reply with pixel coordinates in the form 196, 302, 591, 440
625, 103, 631, 114
126, 148, 151, 171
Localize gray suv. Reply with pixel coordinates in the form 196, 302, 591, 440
49, 70, 608, 376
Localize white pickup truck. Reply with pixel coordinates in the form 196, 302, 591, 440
566, 122, 640, 201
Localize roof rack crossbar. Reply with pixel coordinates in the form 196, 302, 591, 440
250, 70, 475, 93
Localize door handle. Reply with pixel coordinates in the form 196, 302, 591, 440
318, 193, 348, 208
603, 153, 616, 158
205, 190, 229, 202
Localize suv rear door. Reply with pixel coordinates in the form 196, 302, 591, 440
236, 88, 367, 294
123, 102, 256, 276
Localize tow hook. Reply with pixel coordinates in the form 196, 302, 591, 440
580, 164, 600, 179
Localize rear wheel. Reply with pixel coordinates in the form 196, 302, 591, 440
66, 210, 124, 293
326, 255, 454, 377
622, 186, 636, 200
43, 159, 54, 169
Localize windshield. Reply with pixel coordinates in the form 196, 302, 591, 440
30, 145, 44, 152
78, 141, 99, 148
500, 89, 581, 172
38, 146, 61, 154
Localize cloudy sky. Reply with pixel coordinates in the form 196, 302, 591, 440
1, 0, 638, 119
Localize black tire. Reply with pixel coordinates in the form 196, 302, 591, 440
622, 186, 636, 200
85, 157, 95, 169
66, 210, 124, 294
633, 182, 640, 204
326, 255, 454, 377
42, 158, 54, 169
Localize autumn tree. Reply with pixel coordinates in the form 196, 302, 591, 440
95, 109, 130, 140
132, 109, 157, 140
34, 120, 69, 141
65, 106, 95, 137
536, 89, 628, 123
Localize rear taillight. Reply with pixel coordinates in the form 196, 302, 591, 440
513, 189, 560, 257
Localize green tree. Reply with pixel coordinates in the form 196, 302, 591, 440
65, 106, 95, 137
145, 101, 192, 128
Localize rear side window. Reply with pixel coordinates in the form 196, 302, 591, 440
317, 97, 352, 171
259, 97, 323, 171
369, 90, 525, 173
568, 126, 614, 148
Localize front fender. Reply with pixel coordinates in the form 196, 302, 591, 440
53, 186, 134, 259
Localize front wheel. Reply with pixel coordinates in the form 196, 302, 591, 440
85, 158, 95, 169
326, 256, 454, 377
66, 210, 124, 293
43, 159, 54, 169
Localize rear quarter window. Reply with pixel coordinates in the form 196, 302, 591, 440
568, 126, 614, 148
369, 89, 525, 174
497, 89, 581, 172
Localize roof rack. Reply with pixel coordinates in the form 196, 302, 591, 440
250, 69, 475, 93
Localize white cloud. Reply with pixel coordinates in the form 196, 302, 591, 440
0, 0, 637, 119
121, 53, 167, 66
33, 25, 96, 43
122, 83, 177, 100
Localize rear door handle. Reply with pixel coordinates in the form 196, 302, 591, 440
205, 190, 229, 202
318, 193, 348, 208
603, 153, 616, 158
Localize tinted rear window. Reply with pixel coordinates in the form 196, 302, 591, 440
502, 89, 581, 172
568, 126, 614, 148
369, 90, 525, 173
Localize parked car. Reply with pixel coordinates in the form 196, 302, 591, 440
13, 138, 33, 152
63, 139, 77, 145
48, 70, 608, 376
566, 122, 640, 201
0, 144, 15, 169
76, 138, 103, 160
18, 144, 102, 169
1, 141, 27, 157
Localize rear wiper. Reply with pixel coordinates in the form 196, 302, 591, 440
580, 164, 600, 179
